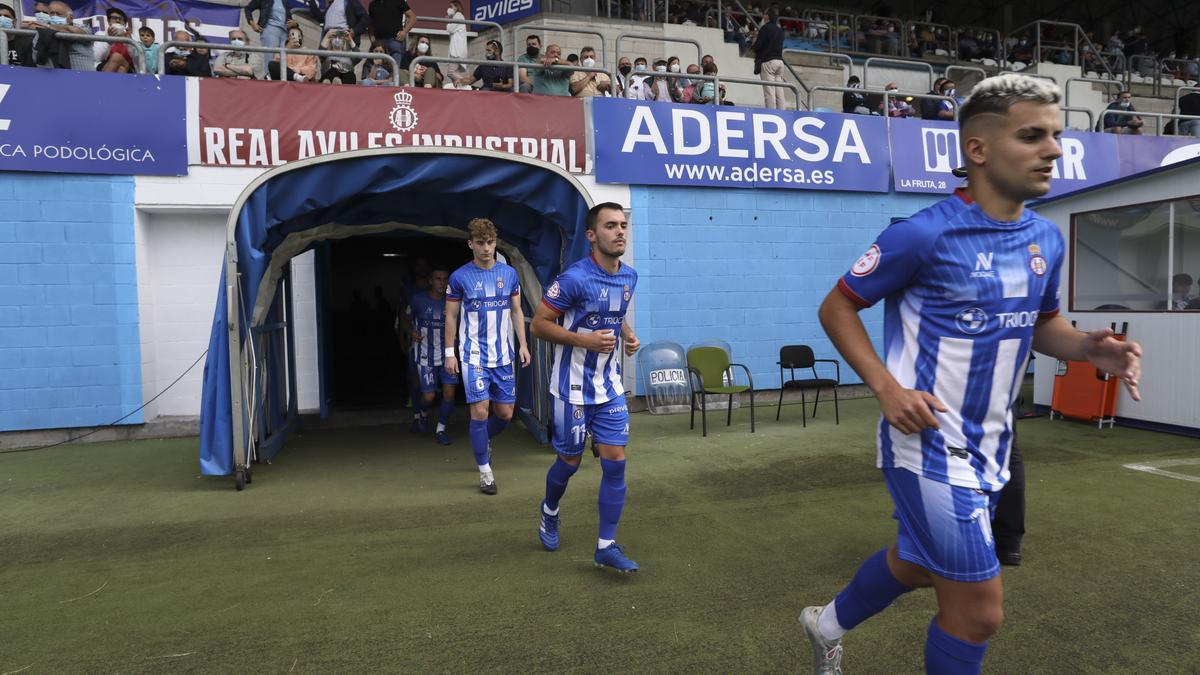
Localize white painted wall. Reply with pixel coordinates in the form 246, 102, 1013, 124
1032, 162, 1200, 431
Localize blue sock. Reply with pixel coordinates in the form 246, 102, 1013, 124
597, 459, 627, 541
487, 415, 509, 438
438, 399, 454, 427
925, 617, 988, 675
544, 458, 579, 511
833, 548, 914, 631
469, 419, 489, 467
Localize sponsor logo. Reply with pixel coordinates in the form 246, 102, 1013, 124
606, 405, 628, 414
997, 310, 1039, 328
585, 314, 600, 328
473, 0, 534, 21
851, 244, 881, 276
971, 251, 995, 278
1029, 255, 1047, 276
475, 281, 483, 290
571, 384, 582, 391
388, 90, 418, 133
947, 445, 969, 459
650, 368, 687, 385
955, 307, 988, 334
921, 127, 960, 173
599, 288, 609, 299
547, 281, 561, 299
470, 300, 482, 310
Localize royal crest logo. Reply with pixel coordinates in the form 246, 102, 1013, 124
547, 281, 561, 299
388, 90, 419, 133
497, 279, 504, 289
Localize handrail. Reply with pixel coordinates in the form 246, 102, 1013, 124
809, 84, 958, 118
719, 73, 802, 109
608, 67, 722, 107
515, 23, 606, 72
1060, 105, 1095, 131
782, 48, 852, 110
1098, 108, 1200, 136
2, 28, 146, 73
408, 55, 519, 91
1063, 76, 1123, 109
863, 55, 935, 90
953, 25, 1003, 62
1128, 55, 1161, 95
944, 64, 987, 90
160, 40, 399, 85
906, 21, 954, 59
853, 15, 904, 57
614, 32, 704, 73
1006, 20, 1116, 81
1161, 58, 1200, 83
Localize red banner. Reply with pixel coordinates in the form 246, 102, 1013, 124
198, 79, 588, 173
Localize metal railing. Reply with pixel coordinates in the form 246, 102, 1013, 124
863, 56, 935, 90
720, 73, 802, 109
953, 26, 1003, 62
409, 55, 520, 90
1097, 108, 1200, 136
1161, 58, 1200, 84
515, 23, 606, 72
615, 32, 704, 73
2, 27, 146, 72
1127, 55, 1160, 94
945, 64, 988, 91
906, 21, 954, 59
1005, 20, 1117, 81
1059, 105, 1095, 131
608, 67, 722, 106
782, 48, 852, 110
1064, 76, 1124, 109
159, 40, 399, 85
809, 84, 958, 118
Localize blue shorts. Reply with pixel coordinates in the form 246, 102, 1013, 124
551, 396, 630, 457
414, 362, 459, 393
462, 362, 516, 404
883, 468, 1000, 583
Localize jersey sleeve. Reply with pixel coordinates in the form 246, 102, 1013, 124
446, 271, 464, 301
541, 268, 581, 315
508, 267, 521, 297
1039, 228, 1065, 318
837, 219, 935, 308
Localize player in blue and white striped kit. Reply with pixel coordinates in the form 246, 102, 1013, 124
401, 265, 458, 445
530, 202, 642, 573
444, 218, 530, 495
799, 75, 1143, 674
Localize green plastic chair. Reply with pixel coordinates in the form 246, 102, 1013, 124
686, 346, 755, 437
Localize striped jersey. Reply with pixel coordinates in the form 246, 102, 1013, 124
542, 254, 638, 405
406, 291, 447, 367
837, 189, 1064, 492
447, 261, 521, 368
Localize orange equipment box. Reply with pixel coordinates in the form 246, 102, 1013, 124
1049, 323, 1127, 429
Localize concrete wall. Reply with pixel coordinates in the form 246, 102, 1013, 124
0, 174, 143, 431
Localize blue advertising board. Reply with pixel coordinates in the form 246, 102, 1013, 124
593, 97, 892, 192
471, 0, 540, 24
0, 66, 186, 176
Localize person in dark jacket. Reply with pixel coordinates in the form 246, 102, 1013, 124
245, 0, 297, 79
751, 5, 787, 108
305, 0, 369, 48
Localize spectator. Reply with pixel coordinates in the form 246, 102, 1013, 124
752, 5, 786, 109
405, 36, 442, 86
569, 46, 610, 97
694, 61, 718, 104
624, 57, 651, 100
934, 79, 957, 119
842, 75, 869, 114
0, 4, 35, 67
1101, 90, 1143, 134
566, 52, 577, 65
410, 62, 440, 87
268, 26, 317, 82
529, 43, 569, 96
517, 34, 540, 93
445, 0, 469, 84
958, 32, 978, 60
670, 63, 701, 103
1009, 37, 1033, 64
882, 83, 913, 117
614, 56, 632, 96
319, 28, 356, 84
667, 55, 681, 74
96, 7, 135, 73
701, 54, 715, 69
32, 1, 93, 71
367, 0, 415, 69
305, 0, 369, 48
245, 0, 297, 80
136, 26, 160, 74
647, 58, 671, 101
1179, 90, 1200, 137
212, 29, 261, 79
920, 76, 946, 119
722, 7, 747, 55
456, 39, 511, 91
359, 42, 394, 85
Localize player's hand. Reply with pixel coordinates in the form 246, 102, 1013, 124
1082, 328, 1142, 401
579, 330, 617, 354
623, 331, 640, 356
445, 355, 459, 375
518, 346, 531, 367
410, 332, 423, 344
877, 383, 947, 435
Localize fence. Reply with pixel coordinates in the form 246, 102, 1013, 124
1, 27, 146, 73
159, 40, 400, 85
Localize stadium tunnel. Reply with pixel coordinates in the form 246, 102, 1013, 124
198, 147, 595, 489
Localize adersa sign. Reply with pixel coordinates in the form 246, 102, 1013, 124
198, 79, 587, 173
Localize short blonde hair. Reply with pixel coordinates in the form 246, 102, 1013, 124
467, 218, 497, 240
959, 74, 1062, 127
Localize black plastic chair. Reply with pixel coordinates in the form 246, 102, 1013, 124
777, 345, 840, 426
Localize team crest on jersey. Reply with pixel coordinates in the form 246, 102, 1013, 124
573, 408, 584, 420
851, 244, 881, 277
623, 290, 631, 301
1029, 255, 1047, 276
476, 379, 485, 391
497, 279, 504, 289
547, 281, 561, 299
955, 307, 989, 334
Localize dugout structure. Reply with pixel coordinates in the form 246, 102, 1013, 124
198, 148, 595, 489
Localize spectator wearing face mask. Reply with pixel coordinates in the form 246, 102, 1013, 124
517, 34, 541, 93
614, 56, 632, 96
670, 63, 702, 103
842, 75, 869, 114
693, 61, 718, 104
935, 79, 957, 119
305, 0, 369, 49
360, 42, 394, 85
246, 0, 298, 79
666, 55, 680, 75
214, 29, 262, 79
30, 1, 93, 71
455, 39, 511, 91
624, 57, 652, 100
136, 26, 160, 74
268, 27, 317, 82
530, 43, 569, 96
95, 7, 135, 73
919, 76, 945, 120
165, 29, 211, 77
647, 59, 672, 101
881, 83, 913, 117
0, 4, 34, 67
318, 28, 356, 84
403, 36, 442, 87
1101, 91, 1143, 134
444, 0, 469, 84
569, 46, 611, 97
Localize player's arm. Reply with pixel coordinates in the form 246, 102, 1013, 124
1033, 315, 1142, 400
509, 291, 531, 367
620, 320, 639, 356
818, 288, 946, 435
530, 302, 615, 353
443, 298, 461, 374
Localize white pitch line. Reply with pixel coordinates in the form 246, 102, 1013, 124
1122, 458, 1200, 483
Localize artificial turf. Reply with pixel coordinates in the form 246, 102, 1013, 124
2, 395, 1198, 673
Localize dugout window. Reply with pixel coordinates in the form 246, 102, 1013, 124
1070, 196, 1200, 311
